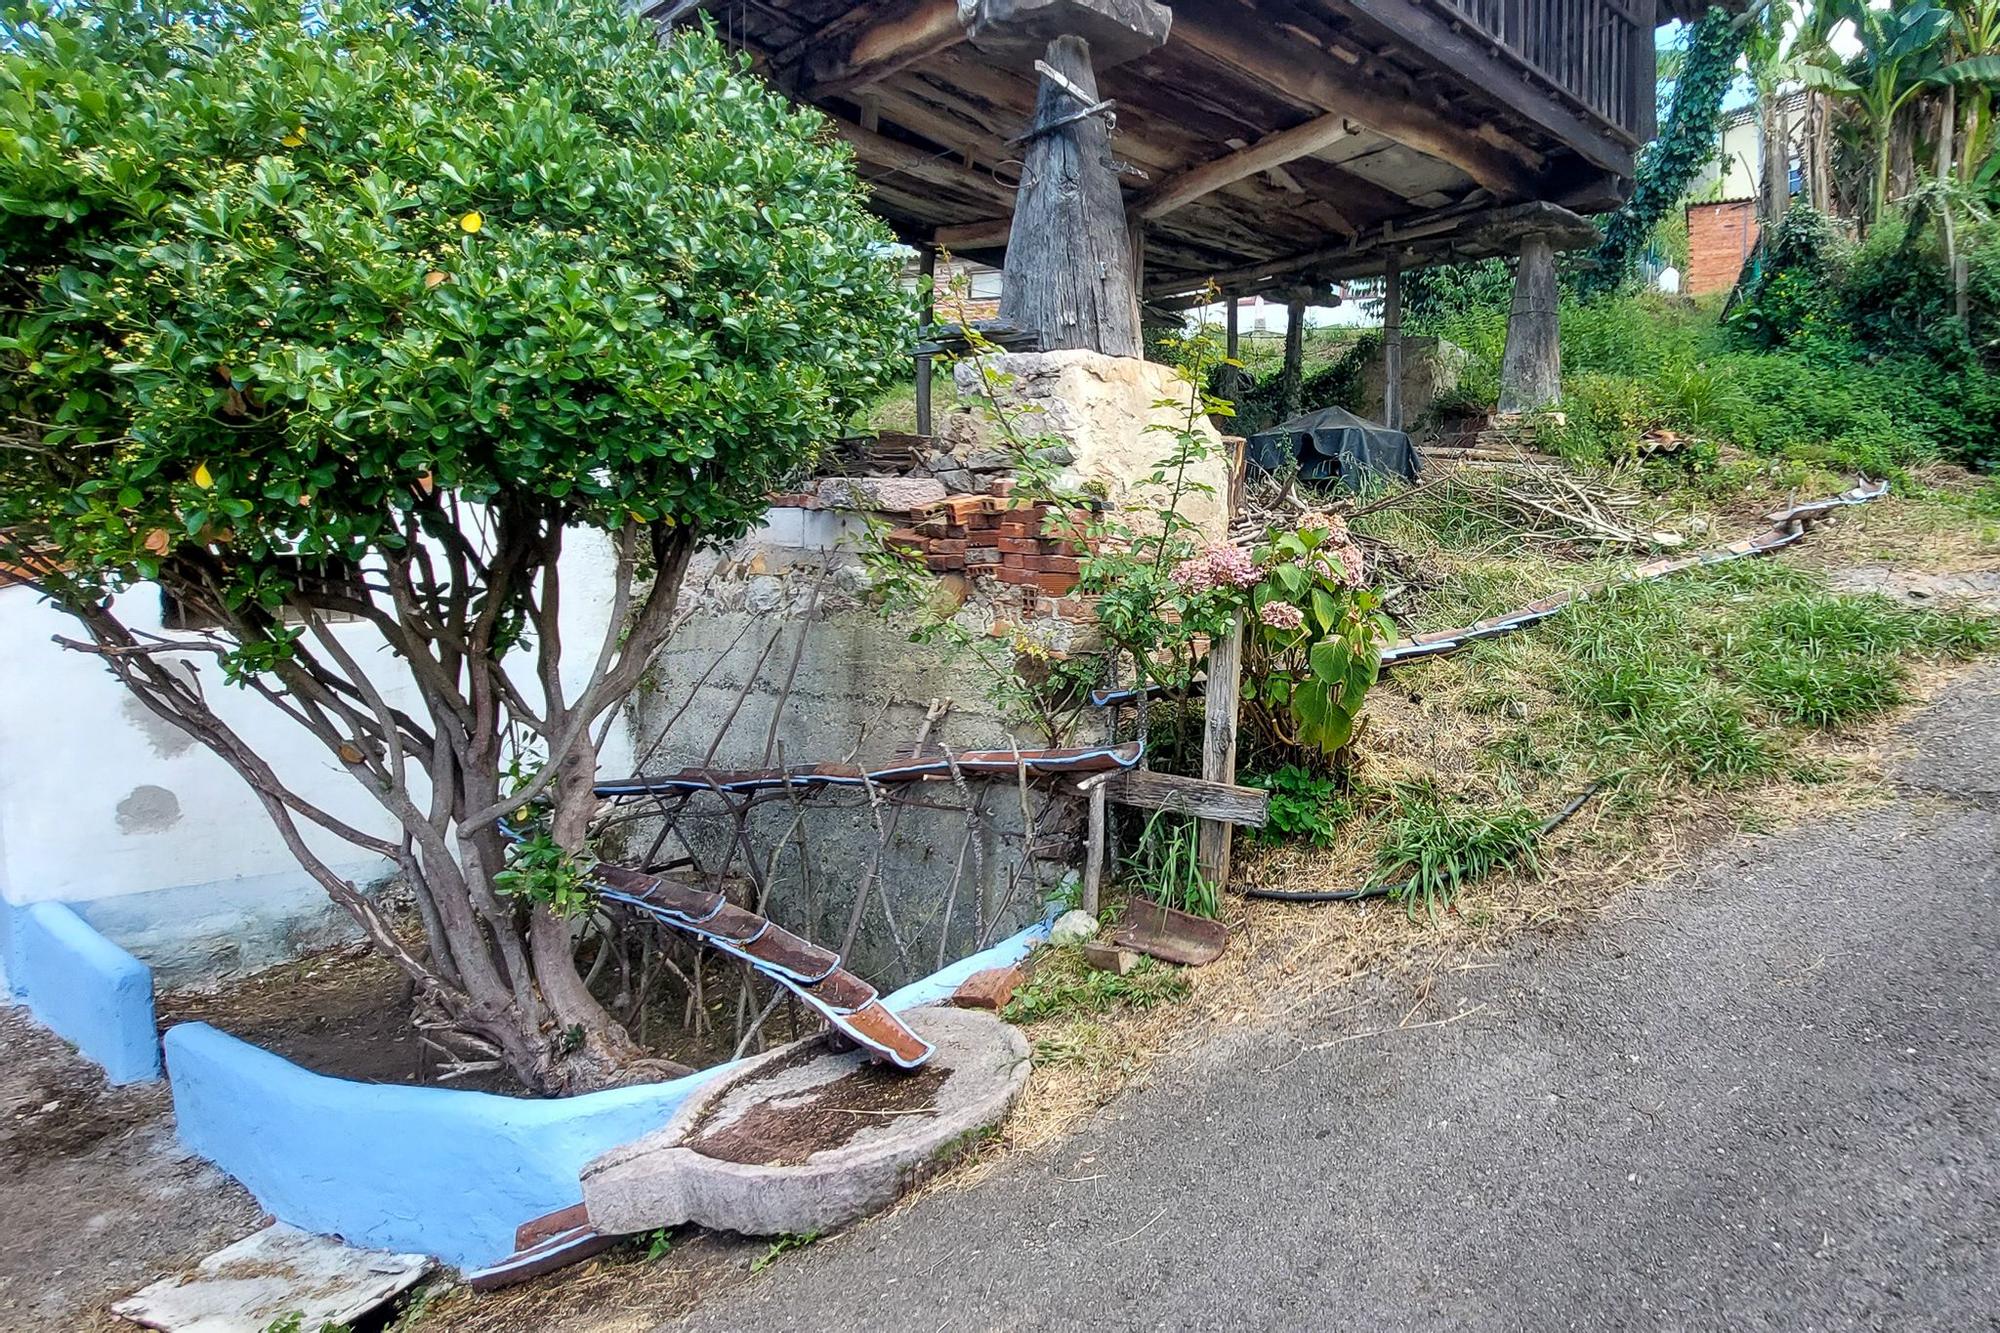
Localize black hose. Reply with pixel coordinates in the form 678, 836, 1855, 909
1238, 780, 1606, 905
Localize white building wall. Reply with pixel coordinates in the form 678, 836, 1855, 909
0, 531, 630, 981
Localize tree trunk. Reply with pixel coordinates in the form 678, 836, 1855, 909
1759, 89, 1789, 227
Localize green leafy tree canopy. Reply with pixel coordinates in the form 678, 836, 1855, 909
0, 0, 911, 1091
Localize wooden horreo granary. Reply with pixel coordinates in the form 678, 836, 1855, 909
646, 0, 1702, 405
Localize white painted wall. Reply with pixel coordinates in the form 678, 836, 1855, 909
0, 530, 631, 978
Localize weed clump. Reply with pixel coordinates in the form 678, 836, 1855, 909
1372, 785, 1544, 917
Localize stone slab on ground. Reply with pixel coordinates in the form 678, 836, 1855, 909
108, 1222, 430, 1332
1828, 564, 2000, 615
582, 1007, 1028, 1237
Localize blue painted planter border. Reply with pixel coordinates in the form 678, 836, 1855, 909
2, 899, 159, 1085
165, 919, 1051, 1268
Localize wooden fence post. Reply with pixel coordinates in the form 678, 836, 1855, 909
1197, 614, 1243, 889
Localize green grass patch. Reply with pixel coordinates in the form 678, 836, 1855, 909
1002, 946, 1191, 1025
1372, 784, 1544, 917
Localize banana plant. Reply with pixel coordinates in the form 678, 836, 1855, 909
1794, 0, 1953, 227
1941, 0, 2000, 180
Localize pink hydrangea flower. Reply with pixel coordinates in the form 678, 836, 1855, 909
1169, 542, 1259, 594
1258, 601, 1305, 630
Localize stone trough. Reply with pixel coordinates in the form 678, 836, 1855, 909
582, 1006, 1029, 1236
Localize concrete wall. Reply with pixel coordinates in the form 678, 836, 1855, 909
2, 899, 159, 1084
0, 531, 631, 986
623, 538, 1065, 990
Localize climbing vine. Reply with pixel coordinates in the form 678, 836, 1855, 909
1582, 7, 1747, 296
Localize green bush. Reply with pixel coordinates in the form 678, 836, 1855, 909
0, 0, 909, 1091
1242, 764, 1349, 845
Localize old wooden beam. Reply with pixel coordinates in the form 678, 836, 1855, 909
1498, 231, 1560, 413
831, 120, 1018, 214
1073, 769, 1269, 827
1337, 0, 1634, 174
1169, 9, 1541, 196
1133, 113, 1352, 221
999, 35, 1141, 357
934, 218, 1015, 251
800, 0, 969, 100
1197, 614, 1244, 887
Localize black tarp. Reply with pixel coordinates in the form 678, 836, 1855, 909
1245, 406, 1420, 489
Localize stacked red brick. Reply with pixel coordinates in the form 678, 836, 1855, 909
767, 480, 1101, 623
886, 490, 1097, 604
1685, 199, 1759, 297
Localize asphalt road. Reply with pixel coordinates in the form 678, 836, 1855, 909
679, 666, 2000, 1333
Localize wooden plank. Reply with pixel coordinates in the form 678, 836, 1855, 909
1197, 615, 1244, 887
1083, 780, 1109, 916
1134, 113, 1352, 220
1079, 767, 1267, 828
1169, 8, 1541, 196
934, 217, 1014, 250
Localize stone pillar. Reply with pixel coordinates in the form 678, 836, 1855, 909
916, 244, 936, 435
1498, 232, 1559, 414
1279, 296, 1306, 421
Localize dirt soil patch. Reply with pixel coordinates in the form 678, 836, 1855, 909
686, 1054, 949, 1167
0, 1005, 261, 1333
157, 943, 526, 1097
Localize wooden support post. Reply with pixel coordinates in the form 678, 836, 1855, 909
1082, 778, 1108, 917
1127, 212, 1146, 352
1197, 614, 1243, 889
1225, 296, 1240, 362
916, 244, 937, 436
1279, 297, 1306, 421
996, 35, 1140, 358
1382, 251, 1403, 431
1498, 232, 1560, 415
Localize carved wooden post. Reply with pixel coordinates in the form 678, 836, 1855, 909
999, 36, 1138, 356
1498, 232, 1559, 414
964, 0, 1171, 357
1382, 252, 1404, 430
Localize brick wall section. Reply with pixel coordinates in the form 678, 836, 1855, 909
1687, 200, 1759, 297
768, 479, 1103, 629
